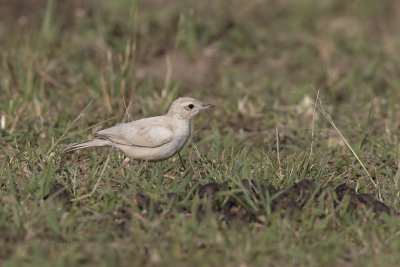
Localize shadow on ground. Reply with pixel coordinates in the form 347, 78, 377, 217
46, 179, 393, 227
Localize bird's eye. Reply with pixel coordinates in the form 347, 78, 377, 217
187, 104, 194, 109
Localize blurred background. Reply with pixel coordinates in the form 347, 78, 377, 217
1, 0, 400, 149
1, 0, 400, 150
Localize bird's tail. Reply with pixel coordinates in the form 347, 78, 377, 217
64, 139, 110, 153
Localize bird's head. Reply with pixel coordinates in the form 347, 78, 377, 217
167, 97, 215, 120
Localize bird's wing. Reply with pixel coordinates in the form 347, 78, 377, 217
95, 116, 174, 148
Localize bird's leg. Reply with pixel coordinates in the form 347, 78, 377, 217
122, 157, 131, 168
178, 152, 186, 171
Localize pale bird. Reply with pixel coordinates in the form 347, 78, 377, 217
65, 97, 215, 165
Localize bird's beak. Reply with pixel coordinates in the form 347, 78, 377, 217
200, 103, 216, 110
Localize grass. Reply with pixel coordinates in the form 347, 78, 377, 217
1, 0, 400, 265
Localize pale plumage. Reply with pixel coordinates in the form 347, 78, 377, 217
65, 97, 214, 162
95, 116, 174, 147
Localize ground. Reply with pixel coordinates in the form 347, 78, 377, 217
1, 0, 400, 266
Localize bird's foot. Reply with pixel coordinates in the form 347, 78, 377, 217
122, 157, 131, 168
178, 152, 186, 171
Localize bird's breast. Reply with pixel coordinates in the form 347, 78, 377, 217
173, 122, 191, 148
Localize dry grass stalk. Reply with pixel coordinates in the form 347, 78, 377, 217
316, 95, 377, 188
